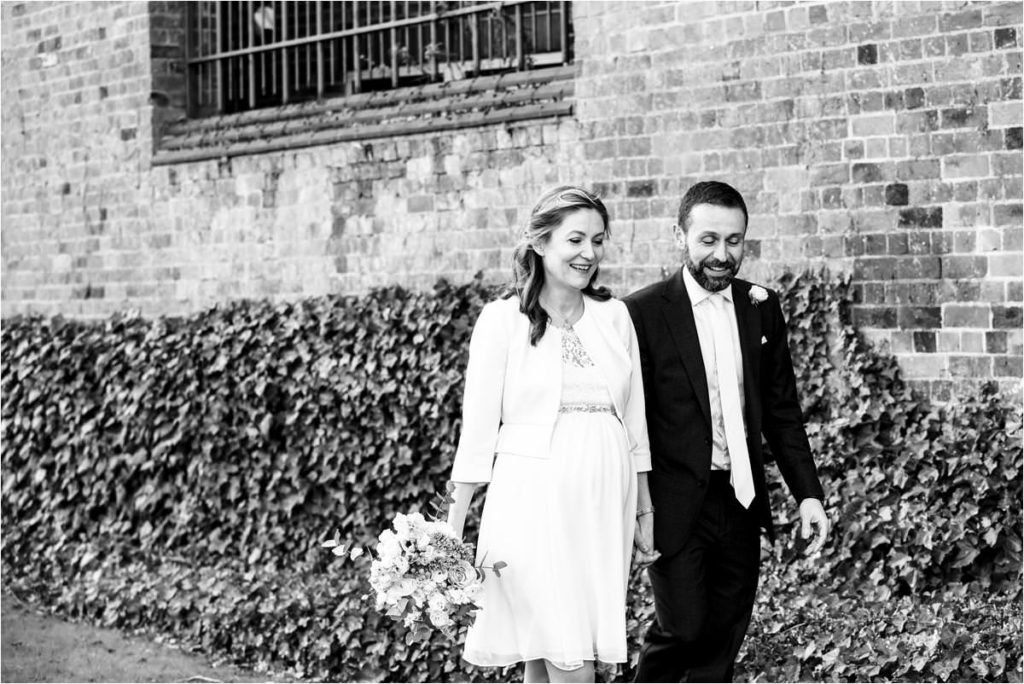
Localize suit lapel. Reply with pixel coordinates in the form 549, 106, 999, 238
732, 280, 763, 427
661, 270, 713, 428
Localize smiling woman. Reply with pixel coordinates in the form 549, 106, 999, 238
508, 186, 614, 346
443, 185, 657, 683
535, 209, 607, 328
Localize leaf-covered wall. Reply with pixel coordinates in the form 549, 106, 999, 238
2, 271, 1020, 681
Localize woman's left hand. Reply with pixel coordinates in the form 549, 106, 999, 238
633, 514, 660, 567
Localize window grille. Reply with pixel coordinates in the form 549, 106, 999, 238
186, 1, 572, 117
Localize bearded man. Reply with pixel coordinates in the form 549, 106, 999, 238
623, 180, 830, 682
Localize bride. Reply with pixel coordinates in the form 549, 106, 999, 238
446, 186, 658, 683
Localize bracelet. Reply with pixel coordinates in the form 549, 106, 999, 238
636, 506, 655, 518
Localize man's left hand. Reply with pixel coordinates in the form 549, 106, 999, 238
799, 498, 829, 555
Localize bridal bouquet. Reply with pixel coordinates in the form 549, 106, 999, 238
325, 508, 504, 640
369, 512, 485, 634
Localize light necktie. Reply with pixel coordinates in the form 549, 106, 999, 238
709, 294, 755, 508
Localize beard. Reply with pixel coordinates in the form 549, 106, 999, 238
684, 250, 739, 292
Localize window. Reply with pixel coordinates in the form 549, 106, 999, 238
185, 1, 573, 117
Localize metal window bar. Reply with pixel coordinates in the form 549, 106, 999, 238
472, 9, 480, 74
514, 3, 522, 70
281, 0, 290, 104
316, 0, 325, 98
215, 1, 224, 113
247, 0, 255, 109
390, 0, 399, 88
186, 0, 571, 117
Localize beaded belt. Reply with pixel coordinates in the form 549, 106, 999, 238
557, 404, 616, 415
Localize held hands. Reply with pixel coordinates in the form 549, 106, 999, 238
633, 511, 660, 567
799, 498, 830, 555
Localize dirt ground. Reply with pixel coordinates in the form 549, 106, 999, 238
1, 592, 290, 683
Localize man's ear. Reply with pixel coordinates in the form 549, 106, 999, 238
672, 224, 686, 249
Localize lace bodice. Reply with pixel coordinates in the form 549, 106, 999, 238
556, 325, 615, 415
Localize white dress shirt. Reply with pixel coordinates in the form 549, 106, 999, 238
682, 268, 747, 471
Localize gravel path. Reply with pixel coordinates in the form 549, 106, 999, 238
1, 592, 291, 683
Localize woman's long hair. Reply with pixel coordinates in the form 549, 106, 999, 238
501, 185, 613, 345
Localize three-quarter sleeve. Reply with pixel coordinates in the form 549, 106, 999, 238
622, 308, 652, 473
450, 301, 509, 484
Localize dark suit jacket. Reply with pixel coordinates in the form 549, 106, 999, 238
624, 269, 824, 557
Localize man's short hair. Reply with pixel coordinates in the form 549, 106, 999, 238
677, 181, 749, 232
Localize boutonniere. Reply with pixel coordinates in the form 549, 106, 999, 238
749, 285, 769, 306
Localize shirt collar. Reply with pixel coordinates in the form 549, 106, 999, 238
682, 267, 734, 307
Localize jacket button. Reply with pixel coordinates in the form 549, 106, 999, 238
703, 437, 711, 446
697, 480, 706, 488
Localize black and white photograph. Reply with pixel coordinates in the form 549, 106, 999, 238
1, 1, 1021, 682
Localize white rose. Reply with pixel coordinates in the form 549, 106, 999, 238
428, 593, 448, 612
405, 512, 427, 533
376, 531, 400, 561
749, 285, 769, 305
429, 609, 452, 628
449, 561, 478, 588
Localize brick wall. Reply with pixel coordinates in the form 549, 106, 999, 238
1, 1, 1021, 397
573, 0, 1023, 398
1, 1, 583, 317
2, 1, 154, 312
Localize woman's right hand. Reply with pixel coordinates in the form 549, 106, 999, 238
446, 481, 480, 540
447, 515, 465, 540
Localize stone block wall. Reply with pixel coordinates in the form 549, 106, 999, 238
149, 123, 582, 305
1, 1, 1021, 397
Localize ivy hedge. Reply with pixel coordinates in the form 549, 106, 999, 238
2, 271, 1020, 682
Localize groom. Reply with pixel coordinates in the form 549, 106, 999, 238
624, 181, 829, 682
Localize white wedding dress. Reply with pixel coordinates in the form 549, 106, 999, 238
462, 321, 638, 671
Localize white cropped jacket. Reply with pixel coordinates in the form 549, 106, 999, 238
450, 295, 652, 483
